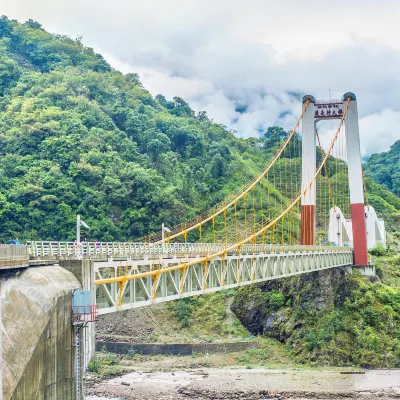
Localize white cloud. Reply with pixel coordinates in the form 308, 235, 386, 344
360, 109, 400, 157
3, 0, 400, 156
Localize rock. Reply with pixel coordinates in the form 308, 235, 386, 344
121, 381, 131, 386
264, 315, 274, 330
231, 268, 349, 342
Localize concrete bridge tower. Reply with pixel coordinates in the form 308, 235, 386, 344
301, 92, 368, 265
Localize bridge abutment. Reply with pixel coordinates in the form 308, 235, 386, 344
2, 266, 80, 400
1, 260, 97, 400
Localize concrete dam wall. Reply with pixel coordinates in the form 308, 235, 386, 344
1, 266, 80, 400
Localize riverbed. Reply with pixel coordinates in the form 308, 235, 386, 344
87, 368, 400, 399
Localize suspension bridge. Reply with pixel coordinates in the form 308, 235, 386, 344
2, 92, 385, 400
25, 92, 382, 314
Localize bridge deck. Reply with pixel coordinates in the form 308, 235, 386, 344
27, 241, 351, 259
24, 242, 355, 315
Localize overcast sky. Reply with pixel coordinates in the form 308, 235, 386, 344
3, 0, 400, 157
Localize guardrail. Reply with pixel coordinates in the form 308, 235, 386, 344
26, 241, 351, 259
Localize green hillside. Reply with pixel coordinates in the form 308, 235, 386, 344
0, 16, 270, 241
364, 140, 400, 196
0, 16, 398, 243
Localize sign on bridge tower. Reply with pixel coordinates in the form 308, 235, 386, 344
301, 93, 368, 265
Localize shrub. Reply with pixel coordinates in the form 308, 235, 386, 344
88, 359, 100, 373
370, 245, 387, 256
267, 290, 285, 309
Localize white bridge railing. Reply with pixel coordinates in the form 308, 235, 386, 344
27, 241, 351, 259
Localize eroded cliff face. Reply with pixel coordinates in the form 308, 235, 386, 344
231, 268, 400, 368
231, 268, 348, 338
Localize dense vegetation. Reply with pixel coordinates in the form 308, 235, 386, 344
232, 252, 400, 368
0, 17, 272, 241
364, 140, 400, 196
0, 16, 398, 247
0, 17, 307, 242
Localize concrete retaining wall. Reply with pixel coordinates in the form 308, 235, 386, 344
1, 266, 80, 400
0, 245, 29, 270
96, 340, 258, 356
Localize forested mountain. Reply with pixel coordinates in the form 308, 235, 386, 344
0, 16, 398, 242
364, 140, 400, 196
0, 17, 272, 241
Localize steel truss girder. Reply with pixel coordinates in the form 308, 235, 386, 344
96, 249, 353, 315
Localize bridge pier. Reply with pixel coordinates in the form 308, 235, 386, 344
341, 264, 376, 277
357, 265, 376, 277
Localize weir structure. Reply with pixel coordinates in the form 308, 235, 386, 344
301, 93, 369, 265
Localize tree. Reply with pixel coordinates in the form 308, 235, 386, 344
24, 19, 43, 30
125, 73, 143, 88
171, 97, 195, 117
210, 154, 226, 179
263, 126, 288, 148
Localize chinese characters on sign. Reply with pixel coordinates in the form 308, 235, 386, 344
314, 102, 343, 119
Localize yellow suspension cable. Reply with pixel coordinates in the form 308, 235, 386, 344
234, 201, 238, 242
212, 216, 216, 244
316, 130, 335, 211
224, 209, 228, 245
260, 177, 263, 227
244, 191, 247, 233
252, 186, 256, 234
362, 171, 370, 211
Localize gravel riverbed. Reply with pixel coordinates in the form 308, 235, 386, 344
87, 368, 400, 400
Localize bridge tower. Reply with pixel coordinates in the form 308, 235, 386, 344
301, 92, 368, 265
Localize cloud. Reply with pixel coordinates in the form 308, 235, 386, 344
359, 109, 400, 157
3, 0, 400, 156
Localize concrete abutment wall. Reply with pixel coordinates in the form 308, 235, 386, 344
2, 259, 95, 400
1, 266, 80, 400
